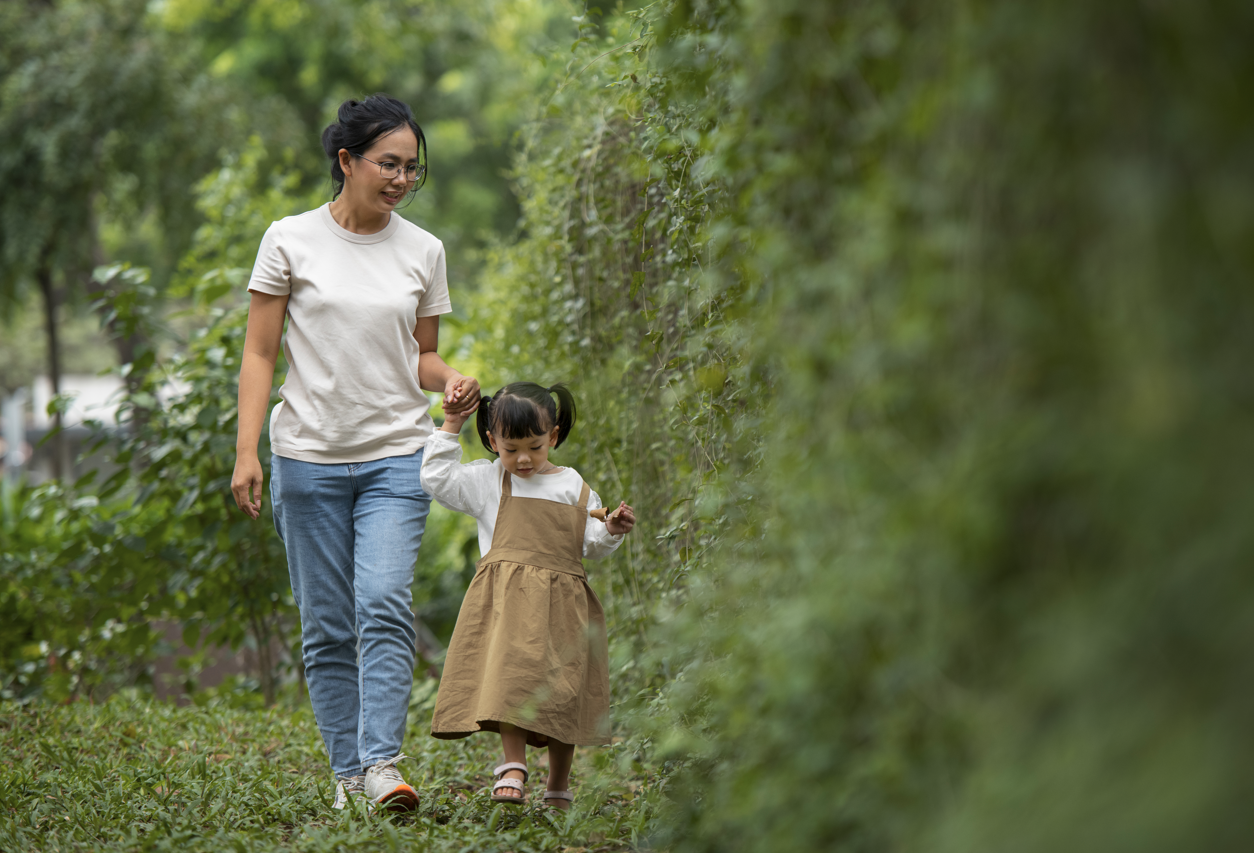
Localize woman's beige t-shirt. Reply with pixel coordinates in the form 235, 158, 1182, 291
247, 203, 452, 464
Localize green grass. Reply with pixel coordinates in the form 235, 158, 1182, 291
0, 687, 664, 852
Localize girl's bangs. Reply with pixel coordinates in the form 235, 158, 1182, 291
492, 395, 550, 439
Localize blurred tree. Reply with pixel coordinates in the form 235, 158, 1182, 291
159, 0, 574, 284
0, 0, 234, 475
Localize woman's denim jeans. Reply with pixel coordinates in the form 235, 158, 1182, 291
271, 448, 431, 778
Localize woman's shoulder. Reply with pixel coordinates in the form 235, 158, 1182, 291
391, 215, 444, 253
263, 205, 327, 241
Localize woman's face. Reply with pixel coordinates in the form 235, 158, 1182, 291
340, 125, 419, 214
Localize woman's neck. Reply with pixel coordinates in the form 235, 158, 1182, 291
328, 195, 390, 235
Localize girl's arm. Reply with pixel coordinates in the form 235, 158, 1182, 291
583, 490, 634, 559
231, 291, 288, 519
414, 316, 480, 418
439, 402, 474, 436
420, 430, 494, 517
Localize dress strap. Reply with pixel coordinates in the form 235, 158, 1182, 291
493, 467, 513, 524
574, 480, 592, 559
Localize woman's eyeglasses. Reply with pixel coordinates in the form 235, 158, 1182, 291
357, 155, 425, 183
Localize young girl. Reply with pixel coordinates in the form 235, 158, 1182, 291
420, 382, 635, 809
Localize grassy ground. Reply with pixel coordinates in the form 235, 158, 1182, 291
0, 683, 664, 852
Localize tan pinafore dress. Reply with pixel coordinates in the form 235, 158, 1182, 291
430, 469, 611, 747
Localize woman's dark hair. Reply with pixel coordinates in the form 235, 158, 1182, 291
476, 382, 577, 454
321, 93, 428, 201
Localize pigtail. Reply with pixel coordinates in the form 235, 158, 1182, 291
548, 383, 576, 447
478, 381, 577, 450
476, 394, 496, 454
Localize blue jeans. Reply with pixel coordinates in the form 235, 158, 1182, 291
270, 448, 431, 778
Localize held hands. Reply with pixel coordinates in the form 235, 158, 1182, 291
444, 375, 481, 415
590, 502, 636, 536
439, 375, 481, 434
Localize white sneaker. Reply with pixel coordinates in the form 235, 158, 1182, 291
364, 754, 419, 811
332, 775, 368, 810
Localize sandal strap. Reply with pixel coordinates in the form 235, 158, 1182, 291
543, 790, 574, 801
493, 777, 525, 792
493, 762, 529, 782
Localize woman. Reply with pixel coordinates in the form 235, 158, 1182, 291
231, 94, 479, 812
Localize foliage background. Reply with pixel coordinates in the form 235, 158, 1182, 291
3, 0, 1252, 850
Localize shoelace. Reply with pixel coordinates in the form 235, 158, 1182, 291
340, 776, 366, 795
368, 753, 409, 787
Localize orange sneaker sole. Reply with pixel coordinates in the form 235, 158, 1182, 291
375, 784, 419, 811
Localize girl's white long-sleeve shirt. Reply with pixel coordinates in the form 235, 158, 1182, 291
420, 430, 625, 561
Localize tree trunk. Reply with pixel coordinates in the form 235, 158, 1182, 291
36, 258, 68, 481
84, 236, 143, 380
84, 233, 148, 431
248, 605, 276, 706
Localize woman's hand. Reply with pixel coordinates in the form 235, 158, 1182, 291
605, 502, 636, 536
232, 453, 265, 519
443, 374, 481, 417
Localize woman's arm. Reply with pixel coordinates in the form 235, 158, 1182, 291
231, 291, 288, 519
415, 315, 480, 417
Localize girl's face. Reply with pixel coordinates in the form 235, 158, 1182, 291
339, 126, 419, 215
488, 426, 561, 478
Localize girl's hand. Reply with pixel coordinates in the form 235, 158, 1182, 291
440, 408, 471, 434
443, 375, 481, 416
605, 502, 635, 536
231, 453, 265, 520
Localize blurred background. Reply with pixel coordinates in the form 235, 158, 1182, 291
1, 0, 1251, 850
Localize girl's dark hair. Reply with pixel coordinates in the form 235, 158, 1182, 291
321, 93, 428, 201
476, 382, 577, 454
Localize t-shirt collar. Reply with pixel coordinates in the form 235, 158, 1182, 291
318, 203, 400, 244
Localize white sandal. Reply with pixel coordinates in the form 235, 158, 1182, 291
542, 790, 574, 808
490, 762, 529, 804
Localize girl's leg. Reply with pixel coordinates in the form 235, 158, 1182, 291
546, 738, 575, 810
351, 449, 432, 767
271, 454, 362, 779
499, 722, 529, 788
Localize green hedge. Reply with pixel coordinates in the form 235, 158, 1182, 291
461, 6, 747, 713
473, 0, 1254, 849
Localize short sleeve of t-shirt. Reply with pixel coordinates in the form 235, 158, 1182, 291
417, 246, 451, 317
248, 223, 292, 296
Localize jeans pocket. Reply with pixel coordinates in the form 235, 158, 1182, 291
269, 454, 284, 542
386, 449, 430, 502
